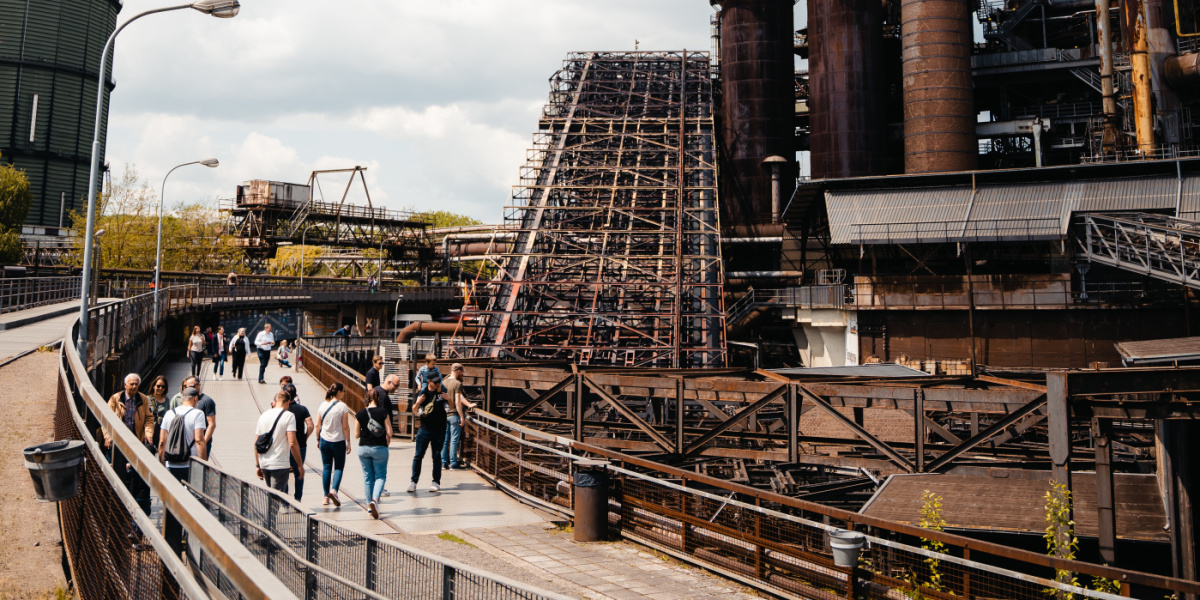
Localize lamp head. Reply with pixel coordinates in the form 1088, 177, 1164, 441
191, 0, 240, 18
199, 158, 219, 168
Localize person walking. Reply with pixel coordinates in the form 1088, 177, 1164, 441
158, 386, 207, 555
148, 375, 170, 449
277, 340, 293, 368
409, 374, 449, 493
254, 391, 303, 493
283, 382, 312, 501
227, 271, 238, 298
168, 376, 217, 459
103, 373, 155, 515
364, 355, 383, 391
315, 383, 352, 507
440, 363, 477, 470
210, 326, 228, 381
188, 326, 206, 378
355, 388, 391, 518
230, 327, 251, 380
254, 324, 276, 384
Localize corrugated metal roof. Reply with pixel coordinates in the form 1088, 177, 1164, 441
827, 173, 1188, 245
1114, 336, 1200, 364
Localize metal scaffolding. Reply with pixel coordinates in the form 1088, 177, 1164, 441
462, 51, 726, 368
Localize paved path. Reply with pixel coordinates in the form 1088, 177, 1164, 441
175, 357, 762, 600
0, 300, 115, 361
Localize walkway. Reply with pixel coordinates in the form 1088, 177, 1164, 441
184, 357, 761, 600
0, 299, 113, 361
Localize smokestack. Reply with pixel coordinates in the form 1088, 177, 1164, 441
718, 0, 795, 226
900, 0, 977, 173
808, 0, 887, 179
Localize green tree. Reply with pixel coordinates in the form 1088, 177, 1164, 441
0, 156, 33, 263
419, 209, 482, 229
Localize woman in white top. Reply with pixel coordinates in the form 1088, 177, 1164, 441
314, 382, 352, 507
188, 326, 206, 378
277, 339, 292, 368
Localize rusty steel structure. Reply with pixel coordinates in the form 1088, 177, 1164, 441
222, 167, 434, 273
807, 0, 888, 179
461, 51, 727, 369
900, 0, 978, 173
718, 0, 796, 226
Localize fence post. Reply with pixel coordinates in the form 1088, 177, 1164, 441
305, 518, 318, 600
240, 481, 250, 545
265, 496, 277, 572
442, 563, 456, 600
365, 537, 378, 591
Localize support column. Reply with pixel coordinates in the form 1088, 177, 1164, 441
788, 384, 800, 464
574, 375, 585, 442
914, 389, 925, 472
1047, 372, 1072, 492
676, 378, 686, 455
1092, 417, 1117, 564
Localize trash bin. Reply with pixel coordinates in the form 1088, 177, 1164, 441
829, 529, 866, 567
573, 460, 610, 542
24, 440, 87, 502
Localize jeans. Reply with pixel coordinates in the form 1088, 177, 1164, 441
189, 351, 203, 377
257, 349, 270, 382
164, 466, 190, 555
358, 445, 389, 503
289, 444, 308, 500
319, 439, 346, 497
110, 447, 151, 515
263, 468, 290, 493
213, 351, 225, 376
440, 414, 462, 468
231, 353, 245, 379
411, 426, 445, 485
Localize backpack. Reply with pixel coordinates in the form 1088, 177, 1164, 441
255, 409, 287, 454
164, 407, 198, 463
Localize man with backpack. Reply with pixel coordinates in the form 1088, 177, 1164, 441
158, 386, 208, 556
254, 391, 304, 493
408, 374, 449, 493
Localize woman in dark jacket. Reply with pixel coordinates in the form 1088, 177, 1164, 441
229, 327, 251, 380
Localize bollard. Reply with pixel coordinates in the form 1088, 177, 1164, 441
23, 440, 86, 502
572, 460, 610, 542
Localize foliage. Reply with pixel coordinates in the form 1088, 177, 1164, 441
65, 165, 245, 272
418, 209, 482, 229
267, 245, 326, 277
0, 156, 33, 263
902, 490, 951, 600
1044, 481, 1079, 598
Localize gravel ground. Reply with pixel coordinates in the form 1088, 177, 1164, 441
0, 351, 69, 599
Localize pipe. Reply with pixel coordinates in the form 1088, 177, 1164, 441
395, 321, 480, 344
1123, 0, 1155, 153
1165, 52, 1200, 89
723, 237, 785, 243
725, 270, 804, 278
764, 156, 787, 223
1096, 0, 1118, 148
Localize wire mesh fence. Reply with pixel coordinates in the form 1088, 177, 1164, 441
468, 411, 1197, 600
186, 460, 570, 600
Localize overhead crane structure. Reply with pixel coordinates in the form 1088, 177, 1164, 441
461, 51, 727, 369
222, 166, 435, 274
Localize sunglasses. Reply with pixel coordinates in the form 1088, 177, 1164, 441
154, 384, 167, 389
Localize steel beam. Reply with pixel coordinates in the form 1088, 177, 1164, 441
798, 386, 916, 472
508, 374, 576, 422
926, 395, 1048, 472
1092, 417, 1117, 564
682, 385, 788, 457
1047, 372, 1072, 491
583, 375, 675, 452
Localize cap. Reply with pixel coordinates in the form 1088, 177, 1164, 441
182, 387, 199, 398
428, 374, 442, 383
451, 363, 464, 371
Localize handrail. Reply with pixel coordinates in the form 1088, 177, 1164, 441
61, 312, 300, 599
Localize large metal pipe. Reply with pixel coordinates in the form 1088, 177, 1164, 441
900, 0, 977, 173
1123, 0, 1156, 153
395, 321, 480, 344
718, 0, 795, 226
1165, 52, 1200, 89
808, 0, 887, 179
1096, 0, 1118, 148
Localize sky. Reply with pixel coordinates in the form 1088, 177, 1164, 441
105, 1, 804, 223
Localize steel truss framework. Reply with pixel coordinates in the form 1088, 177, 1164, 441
462, 51, 726, 368
1078, 211, 1200, 289
223, 167, 434, 272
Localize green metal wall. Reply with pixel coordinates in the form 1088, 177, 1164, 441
0, 0, 120, 229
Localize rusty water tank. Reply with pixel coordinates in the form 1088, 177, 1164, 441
900, 0, 977, 173
808, 0, 887, 179
719, 0, 795, 225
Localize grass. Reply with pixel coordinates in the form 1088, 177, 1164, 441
437, 532, 476, 548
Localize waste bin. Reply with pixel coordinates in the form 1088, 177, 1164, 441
573, 460, 610, 542
24, 440, 86, 502
829, 529, 866, 567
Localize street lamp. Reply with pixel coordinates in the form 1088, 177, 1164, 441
75, 0, 240, 359
153, 158, 219, 354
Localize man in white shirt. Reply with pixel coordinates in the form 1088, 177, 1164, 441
254, 324, 276, 384
158, 386, 208, 555
254, 391, 304, 493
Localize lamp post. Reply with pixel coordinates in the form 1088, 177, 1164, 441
75, 0, 240, 359
154, 158, 219, 354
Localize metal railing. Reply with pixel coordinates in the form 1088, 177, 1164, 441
187, 460, 570, 600
1077, 212, 1200, 289
850, 217, 1061, 245
468, 411, 1200, 600
0, 276, 82, 314
299, 339, 417, 438
727, 286, 848, 324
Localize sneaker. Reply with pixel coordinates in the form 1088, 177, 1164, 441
381, 488, 390, 497
327, 492, 340, 507
368, 502, 378, 519
430, 482, 441, 493
407, 481, 417, 493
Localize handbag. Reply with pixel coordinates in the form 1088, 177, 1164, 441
255, 409, 287, 454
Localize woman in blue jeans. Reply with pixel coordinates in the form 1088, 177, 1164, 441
354, 388, 391, 519
314, 383, 352, 507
